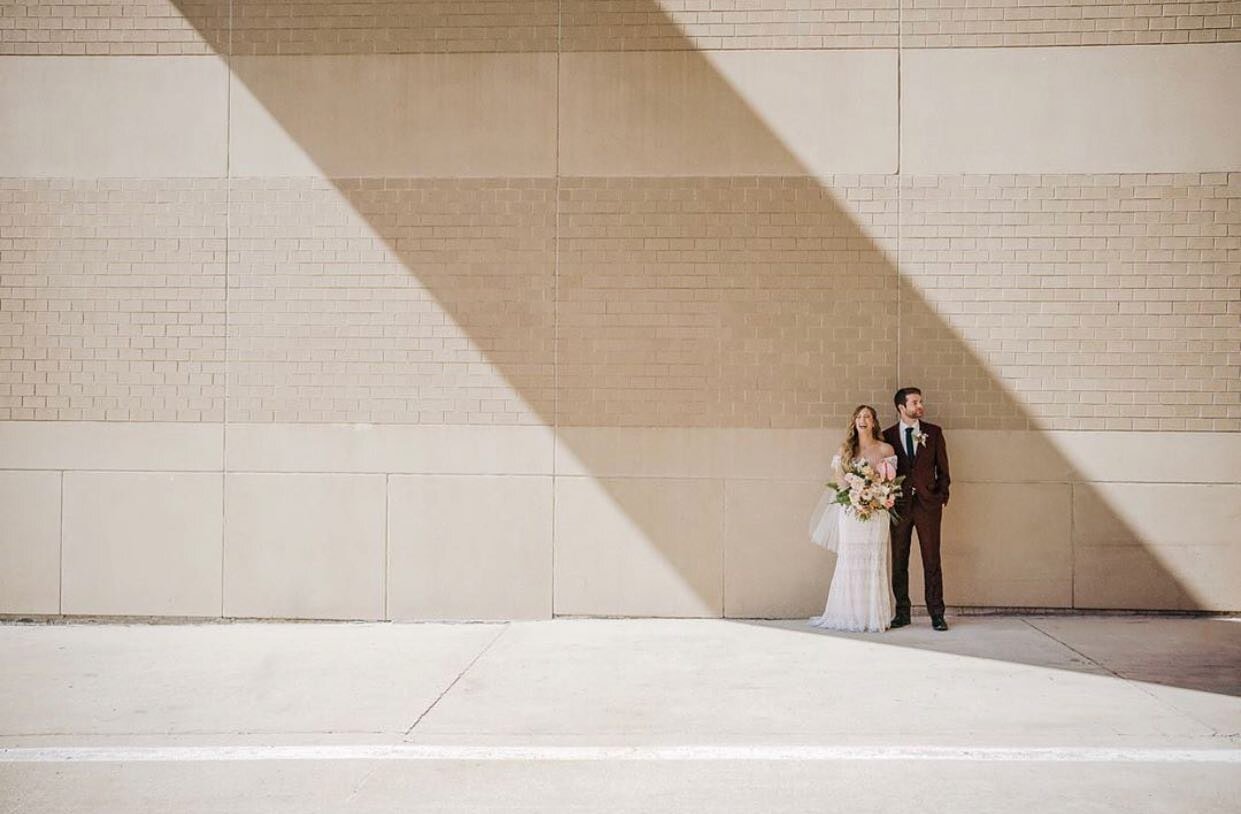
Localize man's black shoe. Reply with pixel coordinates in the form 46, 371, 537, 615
931, 616, 949, 631
890, 615, 911, 629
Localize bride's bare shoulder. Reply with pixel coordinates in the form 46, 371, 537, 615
878, 441, 896, 456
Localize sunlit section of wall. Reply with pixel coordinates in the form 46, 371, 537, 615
0, 1, 1237, 619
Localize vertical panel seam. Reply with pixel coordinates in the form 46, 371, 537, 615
219, 0, 234, 620
550, 0, 562, 620
720, 479, 728, 618
384, 473, 390, 621
1070, 481, 1077, 609
58, 470, 65, 614
896, 0, 903, 387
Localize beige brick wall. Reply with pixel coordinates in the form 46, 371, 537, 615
16, 1, 1233, 55
903, 0, 1241, 48
228, 0, 558, 55
562, 0, 900, 50
1, 1, 1239, 617
0, 179, 226, 422
228, 178, 555, 424
900, 173, 1241, 431
0, 0, 561, 56
558, 176, 898, 428
0, 0, 226, 55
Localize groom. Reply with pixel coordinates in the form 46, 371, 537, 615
883, 387, 951, 631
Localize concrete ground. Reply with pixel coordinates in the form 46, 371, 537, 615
1, 614, 1238, 813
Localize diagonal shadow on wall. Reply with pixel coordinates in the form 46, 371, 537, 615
167, 0, 1214, 623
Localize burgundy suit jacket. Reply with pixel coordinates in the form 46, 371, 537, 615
883, 421, 951, 508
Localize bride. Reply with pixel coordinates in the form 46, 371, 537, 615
808, 405, 898, 633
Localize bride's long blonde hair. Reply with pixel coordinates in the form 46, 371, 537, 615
838, 404, 883, 468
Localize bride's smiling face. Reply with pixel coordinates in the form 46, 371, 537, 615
854, 408, 877, 434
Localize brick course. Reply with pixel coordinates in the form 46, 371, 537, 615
4, 1, 1237, 55
562, 0, 900, 51
0, 179, 226, 421
558, 176, 899, 428
0, 0, 226, 56
227, 178, 556, 424
903, 0, 1241, 48
900, 173, 1241, 431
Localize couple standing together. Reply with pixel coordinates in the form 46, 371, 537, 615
808, 387, 951, 633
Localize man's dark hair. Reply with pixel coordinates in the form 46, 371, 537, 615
894, 387, 922, 410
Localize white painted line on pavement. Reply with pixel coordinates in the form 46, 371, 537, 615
1, 745, 1238, 764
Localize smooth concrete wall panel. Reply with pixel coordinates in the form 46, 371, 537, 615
3, 425, 1240, 616
1052, 432, 1241, 486
226, 425, 554, 475
0, 423, 223, 472
903, 44, 1241, 173
559, 50, 898, 177
0, 472, 61, 614
948, 431, 1075, 484
1074, 483, 1241, 550
554, 477, 724, 618
1072, 483, 1241, 611
554, 428, 729, 479
60, 473, 222, 617
387, 475, 553, 620
224, 474, 386, 620
721, 429, 846, 482
0, 56, 227, 177
555, 429, 839, 482
938, 483, 1073, 608
928, 432, 1240, 486
1072, 543, 1202, 612
228, 54, 557, 177
723, 479, 835, 619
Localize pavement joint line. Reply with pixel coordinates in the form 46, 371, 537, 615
342, 764, 380, 804
1018, 617, 1225, 735
1, 745, 1238, 764
403, 623, 510, 736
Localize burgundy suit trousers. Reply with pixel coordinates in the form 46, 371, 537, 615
890, 493, 944, 618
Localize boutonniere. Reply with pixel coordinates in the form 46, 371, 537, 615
912, 429, 928, 450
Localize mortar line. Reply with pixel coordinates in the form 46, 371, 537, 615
403, 624, 509, 736
550, 0, 562, 620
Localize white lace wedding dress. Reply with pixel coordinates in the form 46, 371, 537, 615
808, 455, 897, 633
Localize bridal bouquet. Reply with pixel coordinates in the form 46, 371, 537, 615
833, 458, 904, 522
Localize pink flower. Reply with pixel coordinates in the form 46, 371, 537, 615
878, 460, 896, 481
